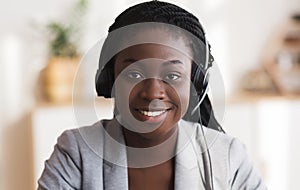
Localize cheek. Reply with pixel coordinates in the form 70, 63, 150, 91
114, 79, 141, 116
168, 81, 191, 116
114, 80, 131, 112
178, 85, 190, 114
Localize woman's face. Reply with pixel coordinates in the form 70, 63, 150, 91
114, 29, 192, 140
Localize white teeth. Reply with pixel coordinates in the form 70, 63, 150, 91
139, 110, 166, 117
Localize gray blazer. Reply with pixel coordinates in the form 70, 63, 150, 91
38, 119, 266, 190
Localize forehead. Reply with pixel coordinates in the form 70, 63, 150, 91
116, 43, 190, 62
114, 43, 192, 72
118, 28, 193, 58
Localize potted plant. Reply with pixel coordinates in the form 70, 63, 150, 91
43, 0, 87, 103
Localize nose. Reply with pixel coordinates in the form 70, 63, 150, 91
139, 78, 166, 101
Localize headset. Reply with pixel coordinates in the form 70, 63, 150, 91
95, 23, 220, 190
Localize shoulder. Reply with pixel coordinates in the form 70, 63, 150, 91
56, 119, 115, 156
57, 120, 103, 145
205, 128, 266, 189
179, 119, 234, 152
58, 119, 113, 141
38, 120, 113, 189
180, 120, 245, 158
180, 120, 266, 189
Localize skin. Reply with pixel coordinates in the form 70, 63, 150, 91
113, 29, 193, 190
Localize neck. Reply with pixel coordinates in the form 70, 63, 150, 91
123, 126, 178, 168
122, 125, 178, 148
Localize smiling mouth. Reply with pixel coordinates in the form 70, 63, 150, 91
136, 108, 172, 117
138, 110, 166, 117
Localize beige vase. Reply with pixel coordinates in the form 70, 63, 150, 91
44, 57, 80, 103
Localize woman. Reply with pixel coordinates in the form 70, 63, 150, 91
38, 1, 266, 189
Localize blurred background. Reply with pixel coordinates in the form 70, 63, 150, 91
1, 0, 300, 189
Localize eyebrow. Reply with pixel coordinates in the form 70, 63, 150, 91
163, 60, 183, 65
122, 58, 183, 65
122, 58, 137, 63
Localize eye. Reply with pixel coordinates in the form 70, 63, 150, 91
127, 71, 143, 79
165, 73, 181, 81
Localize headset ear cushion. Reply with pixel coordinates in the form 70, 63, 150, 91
193, 52, 212, 98
192, 63, 205, 94
95, 67, 114, 98
200, 71, 209, 98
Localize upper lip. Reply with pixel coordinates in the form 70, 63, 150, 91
133, 101, 175, 112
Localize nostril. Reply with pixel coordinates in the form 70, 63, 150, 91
140, 78, 166, 100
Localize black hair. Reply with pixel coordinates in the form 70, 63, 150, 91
99, 0, 222, 132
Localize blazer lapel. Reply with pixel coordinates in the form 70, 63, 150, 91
103, 119, 128, 190
174, 120, 206, 190
103, 161, 128, 190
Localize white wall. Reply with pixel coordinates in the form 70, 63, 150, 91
224, 99, 300, 190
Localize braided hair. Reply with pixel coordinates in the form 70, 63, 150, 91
99, 0, 222, 132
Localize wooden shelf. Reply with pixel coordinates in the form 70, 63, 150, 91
229, 90, 300, 103
262, 19, 300, 95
